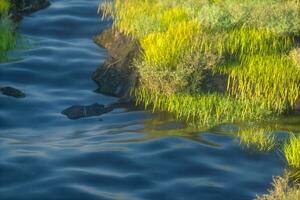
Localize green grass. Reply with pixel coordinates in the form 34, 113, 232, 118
133, 87, 274, 127
284, 134, 300, 169
0, 1, 17, 62
0, 0, 10, 13
100, 0, 300, 127
0, 16, 17, 62
237, 128, 275, 151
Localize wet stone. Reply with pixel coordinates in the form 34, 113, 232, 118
62, 103, 113, 120
0, 87, 26, 98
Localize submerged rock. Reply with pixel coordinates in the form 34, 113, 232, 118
92, 28, 138, 97
62, 103, 113, 120
0, 86, 26, 98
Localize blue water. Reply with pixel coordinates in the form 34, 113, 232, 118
0, 1, 289, 199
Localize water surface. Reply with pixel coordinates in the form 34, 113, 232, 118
0, 1, 296, 199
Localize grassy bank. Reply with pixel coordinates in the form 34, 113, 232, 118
100, 0, 300, 198
102, 0, 300, 127
256, 173, 300, 200
0, 0, 17, 62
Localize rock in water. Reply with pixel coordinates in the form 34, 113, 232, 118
62, 103, 113, 120
0, 87, 26, 98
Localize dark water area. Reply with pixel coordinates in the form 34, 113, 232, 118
0, 0, 296, 199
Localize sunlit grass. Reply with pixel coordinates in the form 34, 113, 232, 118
133, 87, 274, 128
0, 0, 10, 13
291, 48, 300, 68
284, 134, 300, 169
100, 0, 300, 126
256, 173, 300, 200
237, 128, 275, 151
228, 55, 300, 113
0, 16, 17, 62
141, 20, 200, 69
0, 0, 17, 62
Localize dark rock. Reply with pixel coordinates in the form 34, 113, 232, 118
0, 86, 26, 98
62, 103, 113, 120
92, 28, 139, 97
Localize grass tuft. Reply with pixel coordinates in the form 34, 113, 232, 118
284, 134, 300, 169
100, 0, 300, 127
0, 0, 10, 14
0, 16, 17, 62
237, 128, 275, 151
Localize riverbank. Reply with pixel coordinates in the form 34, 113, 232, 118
94, 0, 300, 199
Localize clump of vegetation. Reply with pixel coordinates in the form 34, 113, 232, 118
0, 17, 17, 60
228, 54, 300, 113
256, 174, 300, 200
291, 48, 300, 69
0, 1, 17, 62
101, 0, 300, 128
284, 134, 300, 169
133, 87, 273, 127
237, 128, 275, 151
0, 0, 10, 14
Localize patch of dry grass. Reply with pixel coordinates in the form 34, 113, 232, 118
256, 174, 300, 200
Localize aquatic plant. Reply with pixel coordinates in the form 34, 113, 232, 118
284, 134, 300, 169
237, 128, 275, 151
103, 0, 300, 36
291, 48, 300, 68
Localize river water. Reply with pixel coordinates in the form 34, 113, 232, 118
0, 0, 294, 199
